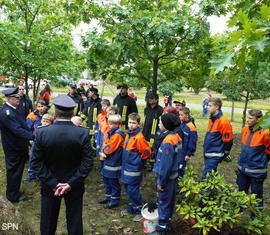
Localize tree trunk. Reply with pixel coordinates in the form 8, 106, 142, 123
24, 66, 29, 97
152, 57, 159, 93
242, 92, 250, 127
33, 77, 41, 102
231, 100, 235, 122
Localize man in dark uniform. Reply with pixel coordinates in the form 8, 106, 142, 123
142, 92, 163, 146
32, 94, 93, 235
81, 87, 102, 136
17, 85, 33, 119
67, 83, 84, 116
113, 84, 138, 129
0, 87, 35, 202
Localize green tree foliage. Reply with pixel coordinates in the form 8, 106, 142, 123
209, 3, 270, 127
0, 0, 85, 99
82, 0, 215, 93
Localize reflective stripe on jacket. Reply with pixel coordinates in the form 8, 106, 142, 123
204, 111, 233, 158
238, 126, 270, 178
121, 128, 151, 184
102, 128, 125, 178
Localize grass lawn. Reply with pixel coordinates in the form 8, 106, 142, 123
0, 103, 269, 234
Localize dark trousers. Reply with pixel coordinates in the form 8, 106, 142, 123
4, 151, 28, 202
156, 179, 176, 232
103, 177, 121, 205
202, 157, 222, 179
40, 193, 83, 235
237, 172, 264, 207
125, 184, 143, 214
28, 143, 37, 179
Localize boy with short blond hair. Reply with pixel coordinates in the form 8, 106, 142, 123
41, 113, 54, 126
121, 112, 152, 221
98, 114, 125, 209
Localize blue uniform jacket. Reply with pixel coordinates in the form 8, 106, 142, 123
0, 103, 34, 153
102, 128, 125, 178
204, 111, 233, 159
180, 119, 198, 158
238, 126, 270, 179
26, 114, 42, 133
121, 128, 151, 185
153, 131, 182, 187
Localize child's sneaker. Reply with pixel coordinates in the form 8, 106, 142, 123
132, 214, 143, 222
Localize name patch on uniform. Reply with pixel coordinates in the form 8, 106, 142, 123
5, 110, 10, 116
165, 148, 170, 154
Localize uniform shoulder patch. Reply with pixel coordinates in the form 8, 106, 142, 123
5, 109, 10, 116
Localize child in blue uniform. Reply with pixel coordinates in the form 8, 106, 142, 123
121, 113, 152, 221
178, 107, 198, 177
153, 113, 183, 233
99, 114, 125, 209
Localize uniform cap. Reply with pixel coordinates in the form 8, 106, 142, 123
161, 113, 180, 131
173, 99, 186, 106
148, 92, 159, 99
120, 84, 128, 89
69, 83, 77, 89
2, 87, 20, 98
88, 87, 98, 93
53, 94, 76, 110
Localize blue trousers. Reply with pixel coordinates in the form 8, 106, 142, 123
237, 171, 264, 207
202, 157, 222, 179
124, 184, 143, 214
103, 177, 121, 206
156, 179, 176, 232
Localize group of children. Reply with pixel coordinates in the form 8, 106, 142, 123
90, 98, 198, 233
22, 90, 270, 234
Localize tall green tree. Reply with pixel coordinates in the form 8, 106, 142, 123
210, 4, 270, 127
0, 0, 84, 99
82, 0, 218, 93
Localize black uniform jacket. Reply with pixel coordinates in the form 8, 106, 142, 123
67, 93, 84, 116
142, 104, 163, 141
17, 94, 33, 119
82, 96, 102, 129
113, 94, 138, 128
0, 103, 34, 153
32, 120, 93, 197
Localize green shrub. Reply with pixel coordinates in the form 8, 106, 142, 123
176, 166, 270, 235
